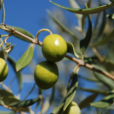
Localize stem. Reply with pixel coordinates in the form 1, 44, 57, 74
35, 28, 52, 46
1, 24, 114, 80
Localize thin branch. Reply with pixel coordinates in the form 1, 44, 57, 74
1, 24, 114, 80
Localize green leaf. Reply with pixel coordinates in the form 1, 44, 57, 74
0, 0, 3, 9
51, 103, 64, 114
77, 86, 108, 95
79, 93, 98, 109
16, 44, 34, 71
0, 111, 14, 114
68, 0, 83, 29
91, 89, 114, 109
9, 97, 40, 107
0, 89, 19, 105
47, 10, 79, 40
110, 0, 114, 2
93, 29, 114, 47
2, 3, 5, 24
50, 86, 55, 104
66, 42, 80, 58
8, 57, 22, 93
80, 14, 92, 53
0, 25, 34, 42
50, 1, 114, 14
63, 72, 78, 112
93, 64, 114, 90
94, 9, 106, 41
51, 69, 78, 114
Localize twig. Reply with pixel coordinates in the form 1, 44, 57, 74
1, 24, 114, 81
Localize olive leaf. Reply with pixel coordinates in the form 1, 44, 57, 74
93, 64, 114, 90
79, 93, 98, 109
0, 0, 3, 10
2, 3, 5, 23
50, 0, 114, 14
80, 14, 92, 53
16, 44, 34, 71
51, 67, 78, 114
91, 89, 114, 109
0, 25, 34, 42
66, 42, 80, 58
9, 97, 40, 107
8, 57, 22, 93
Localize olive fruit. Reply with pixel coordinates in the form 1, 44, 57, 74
42, 34, 67, 62
63, 101, 81, 114
0, 58, 8, 82
34, 61, 59, 89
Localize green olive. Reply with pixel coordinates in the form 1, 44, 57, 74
34, 61, 59, 89
0, 58, 8, 82
42, 34, 67, 62
63, 101, 81, 114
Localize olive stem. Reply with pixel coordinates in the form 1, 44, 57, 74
35, 28, 52, 46
1, 24, 114, 80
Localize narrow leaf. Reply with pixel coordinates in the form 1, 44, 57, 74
77, 86, 108, 95
67, 42, 80, 58
91, 90, 114, 109
0, 89, 19, 105
16, 44, 34, 71
9, 97, 40, 107
0, 0, 3, 9
94, 9, 106, 41
80, 14, 92, 53
63, 72, 78, 111
2, 3, 5, 24
93, 64, 114, 90
0, 25, 34, 42
79, 93, 98, 109
47, 10, 79, 40
50, 1, 114, 14
0, 111, 14, 114
93, 29, 114, 47
8, 57, 22, 93
51, 103, 64, 114
68, 0, 83, 29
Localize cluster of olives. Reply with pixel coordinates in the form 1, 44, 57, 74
34, 34, 67, 90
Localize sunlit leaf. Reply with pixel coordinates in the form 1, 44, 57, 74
91, 89, 114, 109
16, 44, 34, 71
79, 93, 98, 109
8, 57, 22, 93
67, 42, 80, 58
80, 14, 92, 53
50, 1, 114, 14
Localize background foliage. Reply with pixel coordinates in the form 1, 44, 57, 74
1, 0, 114, 114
